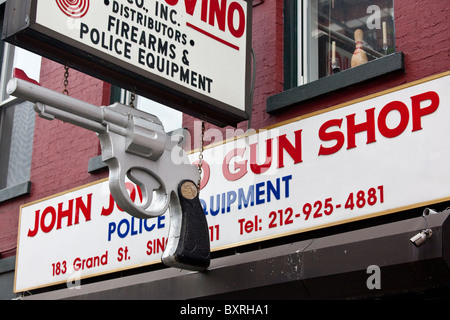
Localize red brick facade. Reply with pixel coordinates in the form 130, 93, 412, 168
1, 0, 449, 264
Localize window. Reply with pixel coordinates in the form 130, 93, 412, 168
299, 0, 395, 84
88, 86, 182, 173
0, 3, 41, 202
270, 0, 403, 113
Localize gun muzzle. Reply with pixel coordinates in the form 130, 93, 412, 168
7, 78, 104, 123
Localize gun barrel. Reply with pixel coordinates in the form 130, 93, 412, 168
7, 78, 104, 124
34, 102, 106, 133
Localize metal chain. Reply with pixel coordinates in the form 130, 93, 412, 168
129, 88, 136, 108
197, 121, 205, 191
63, 65, 69, 95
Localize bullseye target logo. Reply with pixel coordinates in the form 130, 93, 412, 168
55, 0, 90, 19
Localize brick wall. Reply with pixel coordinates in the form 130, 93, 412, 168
395, 0, 450, 80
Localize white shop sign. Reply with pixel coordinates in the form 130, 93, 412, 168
15, 72, 450, 292
4, 0, 252, 126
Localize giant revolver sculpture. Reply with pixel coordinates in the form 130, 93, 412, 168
7, 77, 210, 271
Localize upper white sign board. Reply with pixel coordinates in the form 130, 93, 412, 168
3, 0, 252, 126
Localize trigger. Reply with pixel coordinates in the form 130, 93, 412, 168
127, 168, 161, 209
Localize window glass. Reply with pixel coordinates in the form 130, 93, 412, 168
299, 0, 395, 84
136, 97, 182, 133
110, 87, 182, 133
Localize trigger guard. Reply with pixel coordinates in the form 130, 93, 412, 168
127, 168, 169, 216
108, 165, 170, 219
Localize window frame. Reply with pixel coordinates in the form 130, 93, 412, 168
0, 97, 34, 203
0, 98, 14, 188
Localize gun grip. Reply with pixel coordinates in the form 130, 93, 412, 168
163, 180, 210, 270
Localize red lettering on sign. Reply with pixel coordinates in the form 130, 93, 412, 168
27, 194, 93, 237
164, 0, 246, 42
250, 139, 272, 174
277, 130, 303, 168
318, 119, 345, 156
377, 101, 409, 138
222, 148, 247, 181
411, 91, 440, 131
218, 130, 303, 185
318, 91, 440, 156
100, 182, 143, 216
346, 108, 377, 150
228, 1, 246, 37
